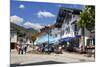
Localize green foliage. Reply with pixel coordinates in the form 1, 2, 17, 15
31, 32, 38, 42
78, 5, 95, 32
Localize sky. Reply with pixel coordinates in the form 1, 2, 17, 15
10, 0, 84, 31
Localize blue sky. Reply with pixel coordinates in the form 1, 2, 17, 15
10, 0, 84, 31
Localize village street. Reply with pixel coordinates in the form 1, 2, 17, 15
11, 48, 95, 67
10, 1, 95, 67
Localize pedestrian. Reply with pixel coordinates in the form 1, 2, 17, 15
17, 41, 21, 54
24, 40, 29, 54
35, 45, 39, 53
58, 45, 63, 54
24, 43, 28, 54
20, 40, 25, 54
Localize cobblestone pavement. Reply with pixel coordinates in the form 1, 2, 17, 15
10, 49, 95, 67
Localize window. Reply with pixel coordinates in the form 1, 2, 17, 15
74, 24, 77, 31
65, 14, 72, 24
66, 27, 70, 33
87, 39, 94, 46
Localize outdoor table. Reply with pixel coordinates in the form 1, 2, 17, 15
85, 45, 95, 57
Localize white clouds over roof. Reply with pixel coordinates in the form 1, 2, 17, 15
10, 15, 43, 31
23, 22, 44, 31
10, 15, 24, 25
37, 11, 55, 18
19, 4, 25, 8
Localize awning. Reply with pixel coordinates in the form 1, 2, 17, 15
75, 35, 81, 38
59, 37, 73, 42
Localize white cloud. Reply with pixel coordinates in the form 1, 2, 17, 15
19, 4, 25, 8
23, 22, 44, 31
57, 5, 62, 7
10, 15, 24, 25
37, 11, 55, 18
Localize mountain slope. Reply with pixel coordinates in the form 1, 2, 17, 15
10, 22, 37, 34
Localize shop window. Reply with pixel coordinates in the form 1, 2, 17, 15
87, 39, 94, 46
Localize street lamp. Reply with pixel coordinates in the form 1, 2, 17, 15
47, 29, 50, 45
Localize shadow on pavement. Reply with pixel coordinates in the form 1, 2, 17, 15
10, 61, 65, 67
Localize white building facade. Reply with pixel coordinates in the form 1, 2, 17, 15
10, 30, 17, 49
51, 7, 93, 47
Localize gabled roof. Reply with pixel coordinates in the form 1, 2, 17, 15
60, 7, 82, 15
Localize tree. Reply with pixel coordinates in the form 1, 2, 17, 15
78, 5, 95, 51
78, 5, 95, 32
85, 6, 95, 32
31, 32, 38, 43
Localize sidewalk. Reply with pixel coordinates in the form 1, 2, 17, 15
11, 49, 95, 66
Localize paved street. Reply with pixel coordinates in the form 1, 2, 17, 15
10, 49, 95, 67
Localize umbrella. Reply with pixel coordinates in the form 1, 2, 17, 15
34, 34, 58, 45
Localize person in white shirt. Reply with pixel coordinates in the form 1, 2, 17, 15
17, 41, 21, 54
